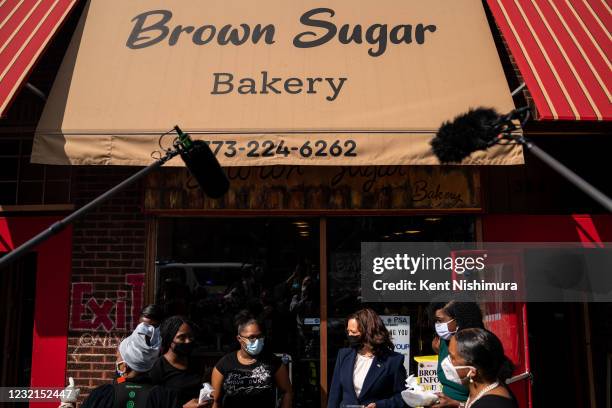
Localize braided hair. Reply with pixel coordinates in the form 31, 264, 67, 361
160, 315, 195, 353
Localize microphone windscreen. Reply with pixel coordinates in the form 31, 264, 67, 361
431, 107, 501, 163
180, 140, 230, 198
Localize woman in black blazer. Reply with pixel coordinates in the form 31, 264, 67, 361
328, 308, 407, 408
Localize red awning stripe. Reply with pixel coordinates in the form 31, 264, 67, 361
0, 1, 56, 74
487, 0, 612, 121
0, 0, 25, 26
0, 0, 77, 116
536, 0, 601, 118
560, 1, 611, 97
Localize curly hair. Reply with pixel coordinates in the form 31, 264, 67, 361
427, 297, 484, 330
444, 301, 485, 330
347, 308, 394, 356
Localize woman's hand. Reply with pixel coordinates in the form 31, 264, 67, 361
365, 404, 376, 408
431, 393, 461, 408
182, 399, 213, 408
432, 336, 441, 354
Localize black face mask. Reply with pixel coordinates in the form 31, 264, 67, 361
347, 334, 362, 349
173, 341, 196, 357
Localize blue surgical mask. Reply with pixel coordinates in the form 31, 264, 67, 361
245, 338, 265, 356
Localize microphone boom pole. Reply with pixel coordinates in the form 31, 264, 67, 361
514, 134, 612, 212
501, 108, 612, 212
0, 126, 226, 269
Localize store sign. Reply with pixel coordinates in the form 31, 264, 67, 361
144, 165, 481, 211
382, 315, 410, 372
33, 0, 521, 166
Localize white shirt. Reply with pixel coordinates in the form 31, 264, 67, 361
353, 353, 374, 397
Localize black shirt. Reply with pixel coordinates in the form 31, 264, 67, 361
148, 356, 203, 405
472, 395, 519, 408
215, 351, 282, 408
80, 375, 179, 408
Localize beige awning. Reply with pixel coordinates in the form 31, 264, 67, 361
32, 0, 523, 166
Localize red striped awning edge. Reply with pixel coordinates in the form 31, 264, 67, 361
0, 0, 78, 117
487, 0, 611, 121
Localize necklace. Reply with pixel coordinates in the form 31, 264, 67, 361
465, 381, 499, 408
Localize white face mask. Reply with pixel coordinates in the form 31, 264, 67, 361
435, 319, 456, 340
441, 356, 475, 385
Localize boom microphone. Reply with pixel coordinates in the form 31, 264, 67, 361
175, 126, 230, 198
431, 107, 505, 163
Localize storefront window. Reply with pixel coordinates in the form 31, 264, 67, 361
326, 216, 475, 378
155, 215, 475, 407
156, 217, 320, 407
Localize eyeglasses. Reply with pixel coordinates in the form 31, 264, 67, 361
239, 335, 265, 342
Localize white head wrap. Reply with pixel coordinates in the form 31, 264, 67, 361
119, 322, 161, 372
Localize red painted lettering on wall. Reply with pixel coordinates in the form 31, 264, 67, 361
69, 273, 145, 332
126, 274, 145, 330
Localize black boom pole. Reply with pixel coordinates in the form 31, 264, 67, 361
0, 148, 180, 270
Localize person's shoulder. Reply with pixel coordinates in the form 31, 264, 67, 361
80, 384, 114, 408
88, 383, 114, 397
335, 347, 355, 362
263, 352, 284, 372
380, 350, 404, 364
148, 385, 180, 408
215, 351, 237, 370
219, 351, 238, 363
474, 395, 518, 408
148, 356, 166, 382
151, 355, 168, 370
267, 352, 283, 364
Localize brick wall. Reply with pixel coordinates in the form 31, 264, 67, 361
65, 166, 147, 403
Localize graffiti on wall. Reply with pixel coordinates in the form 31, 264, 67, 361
70, 332, 125, 362
70, 273, 144, 332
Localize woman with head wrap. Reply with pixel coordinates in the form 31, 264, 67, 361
149, 316, 210, 408
79, 322, 179, 408
428, 300, 485, 408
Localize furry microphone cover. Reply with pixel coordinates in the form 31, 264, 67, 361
430, 107, 501, 163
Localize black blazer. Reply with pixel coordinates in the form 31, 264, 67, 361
328, 347, 407, 408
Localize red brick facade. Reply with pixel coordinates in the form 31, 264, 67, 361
65, 167, 146, 401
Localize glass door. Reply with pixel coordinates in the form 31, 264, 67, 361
156, 217, 321, 407
326, 216, 476, 381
